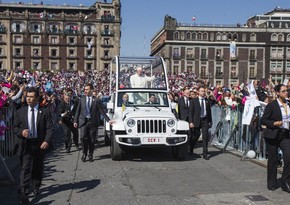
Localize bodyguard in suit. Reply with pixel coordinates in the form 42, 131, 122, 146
261, 84, 290, 192
74, 83, 112, 162
13, 87, 54, 204
178, 89, 192, 153
58, 93, 79, 153
189, 86, 212, 160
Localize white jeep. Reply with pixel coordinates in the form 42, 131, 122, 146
105, 56, 189, 160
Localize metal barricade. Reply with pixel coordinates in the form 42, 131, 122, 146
0, 106, 16, 159
210, 105, 267, 161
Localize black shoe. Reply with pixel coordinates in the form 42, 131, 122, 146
76, 145, 81, 151
81, 154, 87, 162
203, 154, 210, 160
267, 185, 276, 191
88, 155, 93, 162
66, 148, 71, 153
18, 193, 29, 204
281, 182, 290, 193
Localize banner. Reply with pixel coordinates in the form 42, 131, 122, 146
230, 41, 236, 59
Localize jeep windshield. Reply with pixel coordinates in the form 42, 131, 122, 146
117, 91, 169, 107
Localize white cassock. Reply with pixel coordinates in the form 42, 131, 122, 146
130, 74, 155, 88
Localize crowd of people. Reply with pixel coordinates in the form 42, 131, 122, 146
1, 68, 290, 203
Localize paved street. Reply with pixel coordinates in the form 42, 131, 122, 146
2, 129, 290, 205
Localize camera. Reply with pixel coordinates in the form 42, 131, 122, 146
18, 78, 27, 85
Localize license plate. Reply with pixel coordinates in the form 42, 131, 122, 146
144, 137, 163, 144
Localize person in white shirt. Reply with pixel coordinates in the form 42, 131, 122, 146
130, 67, 155, 88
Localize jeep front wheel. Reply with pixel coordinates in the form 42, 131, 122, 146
110, 131, 122, 160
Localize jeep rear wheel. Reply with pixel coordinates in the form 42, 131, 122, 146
172, 142, 187, 160
110, 131, 122, 160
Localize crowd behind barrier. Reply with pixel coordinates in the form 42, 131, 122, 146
0, 69, 281, 164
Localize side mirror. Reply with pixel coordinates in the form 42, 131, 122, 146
107, 102, 113, 109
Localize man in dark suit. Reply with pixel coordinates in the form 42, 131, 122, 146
13, 87, 54, 204
121, 93, 133, 106
189, 86, 212, 160
58, 93, 79, 153
145, 94, 158, 105
261, 84, 290, 192
178, 89, 192, 153
74, 83, 112, 162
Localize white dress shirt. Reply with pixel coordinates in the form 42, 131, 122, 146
27, 104, 39, 138
277, 99, 290, 130
199, 97, 207, 117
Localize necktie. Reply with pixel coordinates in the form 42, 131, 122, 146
201, 98, 205, 117
86, 97, 91, 117
31, 108, 36, 138
185, 98, 188, 107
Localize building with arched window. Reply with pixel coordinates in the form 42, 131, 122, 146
151, 7, 290, 86
0, 0, 121, 71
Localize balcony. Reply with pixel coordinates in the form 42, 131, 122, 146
11, 29, 26, 33
13, 54, 24, 59
230, 74, 238, 78
215, 55, 223, 61
84, 55, 96, 60
270, 55, 284, 60
215, 73, 223, 79
101, 43, 114, 48
29, 29, 43, 34
249, 74, 257, 79
101, 55, 112, 60
49, 56, 61, 59
101, 15, 115, 22
67, 55, 79, 60
186, 54, 194, 60
47, 28, 62, 34
31, 54, 42, 59
200, 55, 208, 60
64, 30, 80, 35
172, 55, 181, 60
100, 30, 114, 36
249, 55, 256, 61
230, 56, 238, 61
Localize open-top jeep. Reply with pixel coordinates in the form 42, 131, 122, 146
105, 56, 189, 160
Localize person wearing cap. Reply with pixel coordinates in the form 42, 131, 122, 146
130, 66, 156, 88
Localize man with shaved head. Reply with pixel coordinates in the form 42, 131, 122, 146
130, 66, 155, 88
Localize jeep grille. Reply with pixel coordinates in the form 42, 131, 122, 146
137, 120, 167, 133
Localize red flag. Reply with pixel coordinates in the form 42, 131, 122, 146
192, 16, 196, 21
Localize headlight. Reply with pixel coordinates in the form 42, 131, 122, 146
167, 119, 175, 127
127, 119, 136, 127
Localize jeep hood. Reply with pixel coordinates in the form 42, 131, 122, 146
123, 108, 175, 119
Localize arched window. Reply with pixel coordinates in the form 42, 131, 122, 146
216, 33, 221, 41
173, 31, 179, 40
197, 33, 202, 40
271, 33, 278, 41
192, 32, 196, 40
228, 33, 232, 41
186, 32, 191, 40
11, 21, 26, 32
233, 33, 238, 41
29, 22, 43, 33
221, 33, 227, 41
278, 33, 284, 42
287, 34, 290, 42
83, 24, 96, 34
202, 33, 208, 40
250, 33, 256, 42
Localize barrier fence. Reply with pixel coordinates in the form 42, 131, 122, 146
210, 105, 267, 161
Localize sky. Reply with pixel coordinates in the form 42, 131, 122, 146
3, 0, 290, 56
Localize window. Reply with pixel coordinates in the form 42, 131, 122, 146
15, 62, 21, 69
104, 63, 109, 70
286, 61, 290, 72
0, 35, 2, 43
202, 33, 208, 40
104, 50, 109, 58
14, 36, 22, 43
15, 48, 21, 56
231, 67, 237, 78
69, 49, 75, 57
270, 61, 283, 72
200, 66, 206, 78
216, 33, 221, 41
51, 62, 58, 70
0, 62, 2, 69
186, 32, 191, 40
271, 47, 283, 59
201, 49, 207, 58
287, 34, 290, 42
68, 37, 75, 44
104, 38, 109, 45
87, 49, 92, 57
32, 36, 40, 44
250, 33, 256, 42
50, 37, 58, 44
86, 63, 92, 70
221, 34, 227, 41
250, 50, 256, 59
278, 34, 284, 42
186, 48, 194, 59
197, 33, 202, 40
51, 49, 57, 57
33, 62, 39, 69
192, 32, 196, 40
0, 48, 3, 56
33, 48, 39, 56
271, 33, 278, 41
249, 67, 256, 78
186, 66, 193, 72
216, 49, 222, 59
173, 32, 179, 40
69, 62, 75, 70
216, 66, 223, 77
173, 48, 179, 59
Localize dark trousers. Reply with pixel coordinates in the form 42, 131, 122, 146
265, 130, 290, 188
19, 140, 44, 194
80, 120, 97, 156
190, 118, 209, 154
62, 123, 79, 150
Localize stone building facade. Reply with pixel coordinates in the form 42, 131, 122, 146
150, 8, 290, 86
0, 0, 121, 71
